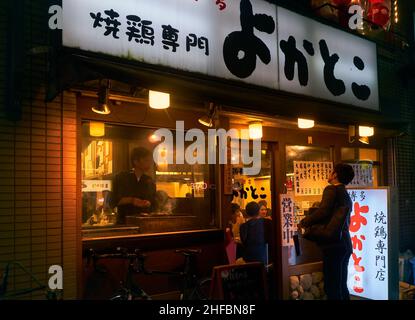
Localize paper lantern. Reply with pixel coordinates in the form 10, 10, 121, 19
367, 1, 390, 28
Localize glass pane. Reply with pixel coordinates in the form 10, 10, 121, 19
359, 148, 379, 161
231, 143, 272, 212
341, 148, 382, 187
341, 147, 355, 161
228, 143, 273, 263
285, 146, 332, 266
81, 122, 217, 238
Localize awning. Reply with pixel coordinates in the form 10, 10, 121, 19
49, 50, 408, 134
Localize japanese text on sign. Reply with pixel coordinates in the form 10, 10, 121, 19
280, 194, 295, 246
294, 161, 333, 196
347, 188, 389, 300
348, 163, 374, 187
63, 0, 379, 110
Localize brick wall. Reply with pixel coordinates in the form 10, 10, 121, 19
0, 1, 78, 299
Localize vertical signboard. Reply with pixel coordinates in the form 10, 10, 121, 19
347, 188, 389, 300
280, 193, 295, 246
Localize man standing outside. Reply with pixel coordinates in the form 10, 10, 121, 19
298, 164, 355, 300
111, 147, 156, 225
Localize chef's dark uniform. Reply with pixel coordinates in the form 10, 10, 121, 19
110, 170, 156, 224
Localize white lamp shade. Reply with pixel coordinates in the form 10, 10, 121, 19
149, 90, 170, 109
359, 126, 374, 137
298, 118, 315, 129
249, 122, 263, 140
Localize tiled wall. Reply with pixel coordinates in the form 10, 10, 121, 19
0, 1, 78, 299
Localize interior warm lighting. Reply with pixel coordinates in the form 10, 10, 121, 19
149, 133, 160, 143
149, 90, 170, 109
248, 121, 263, 140
298, 118, 315, 129
89, 122, 105, 137
359, 126, 375, 137
359, 136, 370, 145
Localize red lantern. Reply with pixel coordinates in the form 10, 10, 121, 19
367, 3, 390, 28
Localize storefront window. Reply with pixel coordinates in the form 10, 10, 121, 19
341, 147, 382, 187
285, 145, 332, 266
81, 122, 217, 238
231, 143, 273, 214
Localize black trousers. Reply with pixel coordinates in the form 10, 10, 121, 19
322, 246, 352, 300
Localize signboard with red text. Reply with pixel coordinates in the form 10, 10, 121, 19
347, 188, 389, 300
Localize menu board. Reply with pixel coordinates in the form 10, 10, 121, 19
210, 263, 267, 300
348, 163, 374, 187
294, 161, 333, 196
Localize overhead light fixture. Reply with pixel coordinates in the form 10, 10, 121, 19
92, 80, 111, 115
359, 136, 370, 145
198, 103, 216, 128
149, 90, 170, 109
248, 121, 263, 140
359, 126, 374, 137
298, 118, 315, 129
89, 122, 105, 137
149, 133, 160, 143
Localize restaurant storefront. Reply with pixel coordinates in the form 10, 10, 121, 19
1, 0, 411, 300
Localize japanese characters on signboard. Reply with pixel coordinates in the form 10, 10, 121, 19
82, 180, 112, 192
347, 188, 389, 300
277, 6, 379, 110
63, 0, 278, 90
294, 161, 333, 196
63, 0, 379, 111
280, 193, 295, 246
348, 163, 374, 187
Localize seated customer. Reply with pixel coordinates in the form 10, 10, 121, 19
239, 202, 269, 265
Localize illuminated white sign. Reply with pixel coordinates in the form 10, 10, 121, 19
347, 188, 389, 300
82, 180, 112, 192
63, 0, 379, 110
277, 7, 379, 111
280, 193, 295, 247
63, 0, 278, 90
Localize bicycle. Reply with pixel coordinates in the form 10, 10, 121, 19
0, 261, 59, 300
145, 248, 212, 300
87, 247, 211, 300
87, 247, 151, 300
